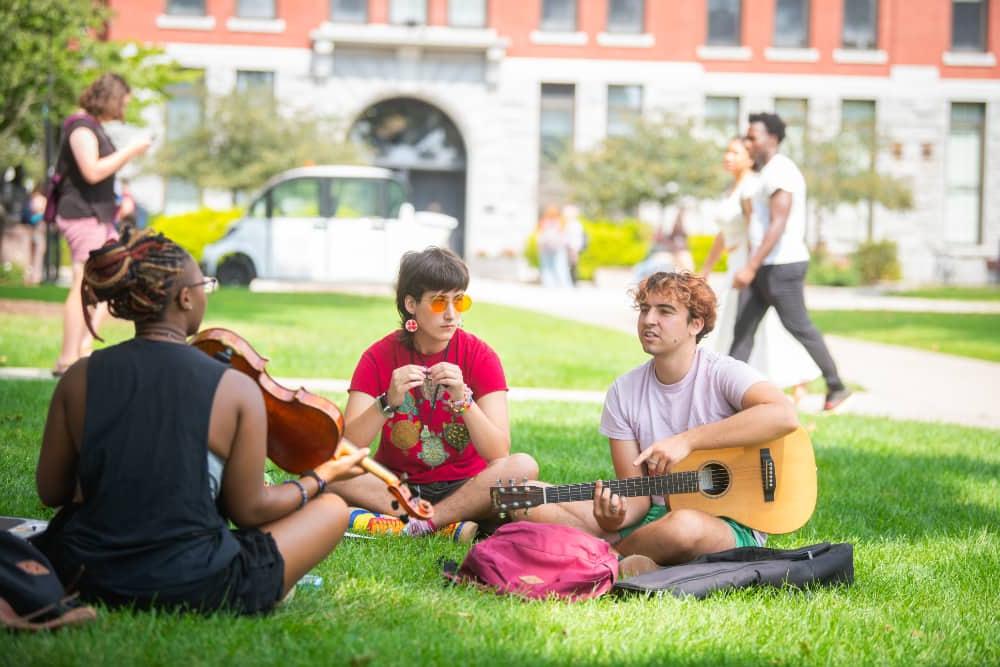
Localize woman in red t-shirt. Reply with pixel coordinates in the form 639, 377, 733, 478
330, 247, 539, 541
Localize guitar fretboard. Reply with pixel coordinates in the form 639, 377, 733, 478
542, 472, 702, 504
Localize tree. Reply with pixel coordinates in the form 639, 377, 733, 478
802, 133, 913, 244
0, 0, 190, 171
153, 90, 361, 204
559, 117, 729, 219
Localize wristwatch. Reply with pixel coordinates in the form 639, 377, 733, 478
376, 393, 396, 418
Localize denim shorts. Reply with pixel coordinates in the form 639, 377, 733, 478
618, 504, 766, 548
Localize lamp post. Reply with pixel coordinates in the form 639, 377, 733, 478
42, 30, 61, 284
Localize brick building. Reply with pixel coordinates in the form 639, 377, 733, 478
108, 0, 1000, 283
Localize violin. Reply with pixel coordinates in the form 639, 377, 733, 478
191, 327, 432, 520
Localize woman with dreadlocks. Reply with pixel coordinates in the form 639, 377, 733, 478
34, 228, 368, 614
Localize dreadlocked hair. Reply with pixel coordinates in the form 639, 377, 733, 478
81, 227, 189, 340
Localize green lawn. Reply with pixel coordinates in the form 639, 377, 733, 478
889, 285, 1000, 301
0, 286, 645, 390
3, 378, 998, 665
810, 310, 1000, 363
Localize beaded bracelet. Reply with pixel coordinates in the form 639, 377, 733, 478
447, 386, 474, 414
301, 469, 326, 494
284, 478, 308, 509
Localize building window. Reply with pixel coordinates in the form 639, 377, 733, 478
842, 100, 876, 235
774, 98, 808, 164
331, 0, 366, 23
707, 0, 741, 46
774, 0, 809, 48
449, 0, 487, 27
705, 96, 741, 140
539, 83, 575, 203
166, 0, 205, 16
165, 76, 203, 139
952, 0, 988, 52
842, 0, 877, 49
541, 0, 576, 32
607, 0, 644, 34
236, 70, 275, 96
607, 85, 642, 137
946, 103, 985, 244
391, 0, 427, 25
237, 0, 275, 19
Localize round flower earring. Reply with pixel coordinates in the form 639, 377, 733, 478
405, 319, 419, 332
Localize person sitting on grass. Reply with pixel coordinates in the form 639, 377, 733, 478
520, 271, 799, 576
34, 228, 368, 614
330, 247, 539, 543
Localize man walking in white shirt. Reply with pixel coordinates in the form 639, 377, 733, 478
730, 112, 851, 412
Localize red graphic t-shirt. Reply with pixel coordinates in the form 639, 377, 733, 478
349, 329, 508, 484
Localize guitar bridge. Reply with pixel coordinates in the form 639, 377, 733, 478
760, 448, 776, 502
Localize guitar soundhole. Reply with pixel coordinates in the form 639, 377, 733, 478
699, 463, 730, 497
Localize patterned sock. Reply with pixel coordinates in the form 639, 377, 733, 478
403, 518, 437, 536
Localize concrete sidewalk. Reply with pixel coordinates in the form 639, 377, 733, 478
4, 278, 996, 430
468, 277, 1000, 430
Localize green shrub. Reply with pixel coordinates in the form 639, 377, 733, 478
689, 234, 727, 273
149, 208, 243, 261
524, 218, 653, 281
852, 239, 901, 285
807, 245, 860, 286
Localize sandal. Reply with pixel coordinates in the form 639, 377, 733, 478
51, 363, 72, 378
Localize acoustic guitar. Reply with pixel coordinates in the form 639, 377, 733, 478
491, 427, 817, 534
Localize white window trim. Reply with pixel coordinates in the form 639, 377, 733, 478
530, 30, 588, 46
156, 14, 216, 30
833, 48, 888, 64
227, 17, 286, 33
696, 45, 752, 61
943, 51, 997, 67
596, 32, 654, 48
764, 47, 819, 62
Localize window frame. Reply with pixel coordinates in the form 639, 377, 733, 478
607, 84, 644, 137
540, 0, 578, 33
389, 0, 428, 26
951, 0, 989, 52
945, 102, 986, 244
841, 0, 878, 50
707, 0, 743, 47
606, 0, 645, 35
449, 0, 488, 28
165, 0, 206, 16
773, 0, 810, 48
236, 0, 276, 19
330, 0, 368, 24
704, 95, 742, 140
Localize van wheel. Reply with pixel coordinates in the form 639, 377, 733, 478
216, 255, 256, 287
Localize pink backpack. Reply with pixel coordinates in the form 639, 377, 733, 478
444, 522, 618, 601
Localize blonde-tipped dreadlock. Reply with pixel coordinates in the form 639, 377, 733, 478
81, 227, 189, 340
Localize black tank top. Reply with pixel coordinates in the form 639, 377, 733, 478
56, 114, 118, 223
60, 338, 240, 595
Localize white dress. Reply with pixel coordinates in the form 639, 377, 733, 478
706, 176, 821, 389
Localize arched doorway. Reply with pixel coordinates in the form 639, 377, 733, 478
349, 98, 468, 256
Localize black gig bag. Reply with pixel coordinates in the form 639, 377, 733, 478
614, 542, 853, 599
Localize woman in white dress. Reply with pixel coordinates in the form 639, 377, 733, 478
701, 138, 819, 403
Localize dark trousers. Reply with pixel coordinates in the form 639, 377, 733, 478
729, 261, 844, 392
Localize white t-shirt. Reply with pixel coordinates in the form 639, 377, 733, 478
600, 348, 766, 506
748, 153, 810, 265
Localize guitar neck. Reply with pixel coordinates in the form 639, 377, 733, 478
541, 472, 701, 504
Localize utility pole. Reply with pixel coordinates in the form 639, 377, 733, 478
43, 28, 60, 284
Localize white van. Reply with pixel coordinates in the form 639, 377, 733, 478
201, 165, 458, 285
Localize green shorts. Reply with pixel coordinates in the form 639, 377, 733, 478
618, 504, 764, 548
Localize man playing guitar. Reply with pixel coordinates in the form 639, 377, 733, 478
522, 271, 800, 575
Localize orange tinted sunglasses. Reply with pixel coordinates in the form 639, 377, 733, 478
428, 294, 472, 313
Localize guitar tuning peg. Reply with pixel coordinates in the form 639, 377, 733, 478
521, 477, 527, 484
496, 479, 502, 487
508, 478, 514, 487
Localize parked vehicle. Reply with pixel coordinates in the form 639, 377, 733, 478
201, 166, 458, 285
